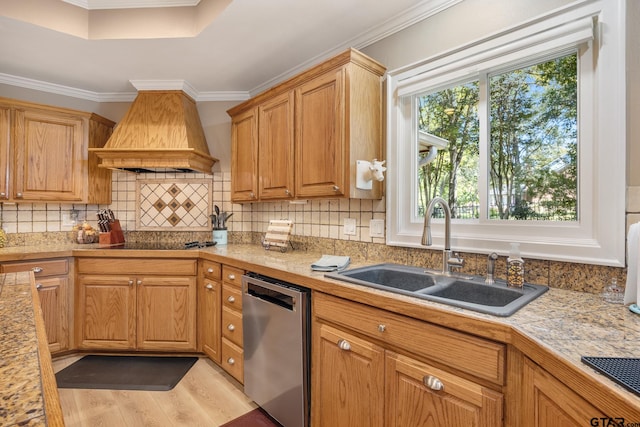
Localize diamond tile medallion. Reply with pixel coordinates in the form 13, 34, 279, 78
136, 179, 212, 230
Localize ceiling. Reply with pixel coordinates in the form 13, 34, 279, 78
0, 0, 458, 102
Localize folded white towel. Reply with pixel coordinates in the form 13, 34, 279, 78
311, 255, 351, 272
624, 222, 639, 305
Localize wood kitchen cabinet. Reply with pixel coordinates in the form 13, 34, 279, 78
220, 265, 245, 383
521, 357, 607, 427
228, 48, 386, 202
1, 258, 70, 354
75, 258, 197, 352
199, 259, 222, 363
312, 292, 505, 427
0, 97, 114, 204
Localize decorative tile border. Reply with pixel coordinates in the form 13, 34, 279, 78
136, 179, 212, 231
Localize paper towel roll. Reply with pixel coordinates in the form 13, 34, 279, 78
624, 222, 640, 305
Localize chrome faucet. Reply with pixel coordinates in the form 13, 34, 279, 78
422, 197, 465, 275
486, 252, 499, 284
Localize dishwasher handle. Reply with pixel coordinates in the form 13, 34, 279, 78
243, 277, 300, 311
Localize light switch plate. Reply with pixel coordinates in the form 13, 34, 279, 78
370, 219, 385, 238
343, 218, 357, 236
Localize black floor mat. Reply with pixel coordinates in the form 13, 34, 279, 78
55, 355, 198, 391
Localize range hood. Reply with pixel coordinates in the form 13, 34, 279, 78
91, 90, 217, 174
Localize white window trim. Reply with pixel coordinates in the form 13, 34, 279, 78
385, 0, 626, 267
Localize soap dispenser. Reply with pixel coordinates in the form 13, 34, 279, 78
507, 243, 525, 288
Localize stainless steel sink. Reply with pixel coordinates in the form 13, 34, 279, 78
325, 263, 548, 316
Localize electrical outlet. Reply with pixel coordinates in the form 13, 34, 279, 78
343, 218, 357, 236
370, 219, 385, 238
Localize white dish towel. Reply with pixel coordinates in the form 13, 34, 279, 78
624, 222, 640, 305
311, 255, 351, 272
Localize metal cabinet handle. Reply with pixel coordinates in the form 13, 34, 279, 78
285, 189, 291, 196
136, 280, 142, 285
228, 274, 235, 280
205, 283, 214, 290
16, 192, 23, 198
378, 324, 386, 333
332, 185, 340, 192
207, 267, 214, 273
128, 280, 134, 286
337, 339, 351, 351
227, 295, 235, 303
0, 192, 6, 198
424, 375, 444, 391
227, 324, 235, 331
249, 192, 256, 199
227, 357, 235, 365
36, 283, 42, 290
32, 267, 43, 273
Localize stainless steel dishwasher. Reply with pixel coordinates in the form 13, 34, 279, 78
242, 273, 310, 427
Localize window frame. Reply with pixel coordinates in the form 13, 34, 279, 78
385, 0, 626, 267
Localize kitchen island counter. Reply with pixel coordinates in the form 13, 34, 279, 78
0, 271, 64, 426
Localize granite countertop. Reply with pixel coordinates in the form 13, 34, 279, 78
0, 271, 59, 426
1, 242, 640, 421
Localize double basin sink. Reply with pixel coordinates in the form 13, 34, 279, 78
325, 263, 548, 316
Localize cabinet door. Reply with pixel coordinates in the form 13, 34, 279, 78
200, 277, 221, 363
522, 358, 607, 427
231, 107, 258, 202
259, 91, 295, 199
385, 351, 503, 427
13, 107, 85, 201
35, 276, 69, 354
0, 104, 10, 201
77, 275, 136, 350
312, 323, 385, 427
295, 68, 346, 198
137, 276, 197, 351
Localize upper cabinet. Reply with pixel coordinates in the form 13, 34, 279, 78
0, 97, 115, 204
228, 48, 386, 202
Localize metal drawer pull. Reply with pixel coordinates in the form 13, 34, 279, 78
332, 185, 340, 192
32, 267, 43, 273
424, 375, 444, 391
378, 324, 386, 332
228, 274, 235, 280
128, 280, 134, 286
36, 283, 42, 290
207, 267, 214, 273
337, 339, 351, 351
227, 295, 235, 303
206, 283, 214, 290
227, 324, 235, 331
227, 357, 235, 365
16, 192, 23, 198
137, 280, 142, 285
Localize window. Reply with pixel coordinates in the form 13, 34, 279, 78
386, 0, 625, 266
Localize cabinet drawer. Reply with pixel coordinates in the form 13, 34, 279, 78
77, 258, 197, 276
222, 284, 243, 310
222, 338, 244, 383
222, 306, 243, 347
222, 265, 244, 287
1, 258, 68, 277
314, 293, 505, 385
201, 260, 221, 279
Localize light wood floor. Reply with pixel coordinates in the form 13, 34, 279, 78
52, 355, 257, 427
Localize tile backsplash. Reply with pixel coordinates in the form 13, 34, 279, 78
0, 170, 386, 244
0, 171, 627, 294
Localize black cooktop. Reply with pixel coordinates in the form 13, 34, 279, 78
109, 241, 216, 250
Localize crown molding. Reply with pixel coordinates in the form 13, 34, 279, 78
249, 0, 463, 95
62, 0, 201, 10
3, 0, 460, 103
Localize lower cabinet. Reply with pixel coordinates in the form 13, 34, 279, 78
1, 258, 70, 354
312, 292, 505, 427
75, 258, 197, 352
199, 259, 222, 363
220, 265, 245, 383
521, 358, 607, 427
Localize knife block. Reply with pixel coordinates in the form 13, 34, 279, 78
99, 220, 125, 245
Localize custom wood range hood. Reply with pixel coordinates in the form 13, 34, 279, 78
91, 90, 217, 174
